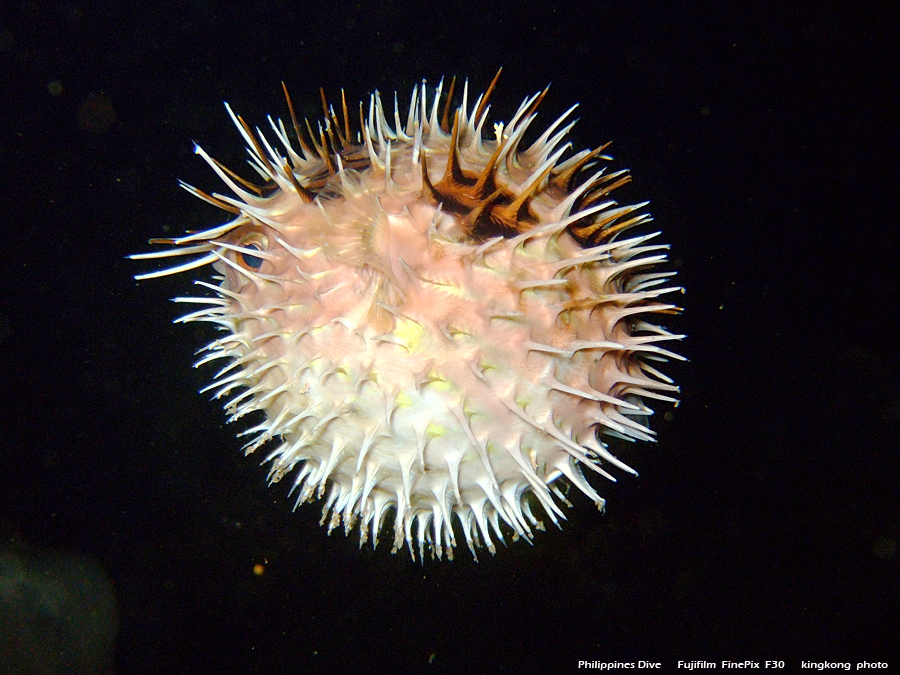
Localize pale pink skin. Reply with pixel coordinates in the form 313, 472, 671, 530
133, 79, 683, 560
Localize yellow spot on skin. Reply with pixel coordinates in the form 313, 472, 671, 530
426, 422, 446, 439
392, 317, 425, 351
422, 367, 451, 391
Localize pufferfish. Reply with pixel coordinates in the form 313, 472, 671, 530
132, 71, 684, 560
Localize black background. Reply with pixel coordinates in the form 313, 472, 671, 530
1, 0, 897, 673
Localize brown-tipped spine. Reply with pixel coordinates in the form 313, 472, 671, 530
440, 76, 457, 134
473, 67, 503, 127
282, 82, 317, 160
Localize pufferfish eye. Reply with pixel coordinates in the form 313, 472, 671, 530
235, 233, 267, 270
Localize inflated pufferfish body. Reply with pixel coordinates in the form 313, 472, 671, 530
133, 73, 684, 560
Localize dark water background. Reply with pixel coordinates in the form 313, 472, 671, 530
1, 1, 896, 672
